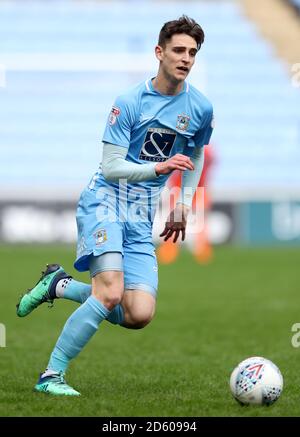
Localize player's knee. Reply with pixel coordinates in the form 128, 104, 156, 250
93, 287, 123, 309
126, 308, 155, 329
92, 271, 124, 310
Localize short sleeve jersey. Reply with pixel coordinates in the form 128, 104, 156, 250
99, 78, 213, 190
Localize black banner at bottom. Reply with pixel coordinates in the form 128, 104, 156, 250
0, 417, 297, 435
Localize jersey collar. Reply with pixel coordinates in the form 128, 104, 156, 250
145, 78, 188, 95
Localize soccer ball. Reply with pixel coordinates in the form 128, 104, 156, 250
229, 356, 283, 405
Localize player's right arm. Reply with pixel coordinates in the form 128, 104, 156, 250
155, 154, 194, 175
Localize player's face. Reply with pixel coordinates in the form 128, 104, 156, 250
156, 34, 198, 83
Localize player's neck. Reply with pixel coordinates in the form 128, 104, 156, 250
152, 75, 184, 96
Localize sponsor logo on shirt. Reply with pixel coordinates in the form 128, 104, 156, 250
109, 106, 121, 126
139, 128, 176, 162
176, 114, 190, 131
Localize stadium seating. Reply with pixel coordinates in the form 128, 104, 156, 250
0, 0, 299, 200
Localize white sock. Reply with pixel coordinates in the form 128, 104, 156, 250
55, 278, 72, 298
41, 369, 59, 378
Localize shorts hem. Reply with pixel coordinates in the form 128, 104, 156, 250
90, 267, 124, 278
125, 283, 157, 298
74, 249, 123, 272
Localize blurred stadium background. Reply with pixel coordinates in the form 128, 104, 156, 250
0, 0, 300, 418
1, 0, 300, 246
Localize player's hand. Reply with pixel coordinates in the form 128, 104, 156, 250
155, 154, 194, 175
160, 204, 189, 243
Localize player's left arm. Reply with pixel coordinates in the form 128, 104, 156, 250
160, 103, 214, 243
159, 146, 204, 243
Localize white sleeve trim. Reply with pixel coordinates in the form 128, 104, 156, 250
101, 142, 158, 183
176, 146, 205, 208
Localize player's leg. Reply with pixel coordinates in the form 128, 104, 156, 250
55, 251, 126, 308
16, 261, 126, 322
35, 264, 124, 396
59, 254, 127, 326
16, 185, 95, 317
16, 264, 92, 317
120, 235, 158, 329
34, 185, 126, 394
17, 185, 126, 317
33, 258, 155, 394
90, 241, 158, 330
45, 269, 124, 378
121, 289, 156, 329
55, 276, 156, 329
83, 252, 157, 330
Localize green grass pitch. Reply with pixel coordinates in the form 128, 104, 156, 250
0, 244, 299, 417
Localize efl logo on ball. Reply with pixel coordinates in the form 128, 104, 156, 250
229, 356, 283, 405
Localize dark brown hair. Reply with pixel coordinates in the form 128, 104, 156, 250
158, 15, 205, 51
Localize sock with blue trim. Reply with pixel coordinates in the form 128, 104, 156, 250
107, 303, 124, 325
56, 278, 91, 303
47, 295, 110, 373
56, 278, 124, 325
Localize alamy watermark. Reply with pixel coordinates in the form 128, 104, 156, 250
291, 63, 300, 88
291, 323, 300, 348
93, 181, 205, 230
0, 323, 6, 347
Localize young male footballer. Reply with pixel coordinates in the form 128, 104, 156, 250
17, 15, 214, 396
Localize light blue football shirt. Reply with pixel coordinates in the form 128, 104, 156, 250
93, 78, 213, 191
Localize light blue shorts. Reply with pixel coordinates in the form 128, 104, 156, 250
74, 187, 158, 295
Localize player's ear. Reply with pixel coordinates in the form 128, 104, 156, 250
155, 45, 164, 61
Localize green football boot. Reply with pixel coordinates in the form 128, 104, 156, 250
34, 371, 80, 396
16, 264, 71, 317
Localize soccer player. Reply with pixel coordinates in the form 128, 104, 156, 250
17, 15, 214, 396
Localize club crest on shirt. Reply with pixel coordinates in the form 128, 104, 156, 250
176, 114, 190, 131
109, 106, 121, 126
94, 229, 107, 246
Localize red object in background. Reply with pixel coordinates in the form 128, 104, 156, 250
157, 144, 215, 265
167, 144, 215, 208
